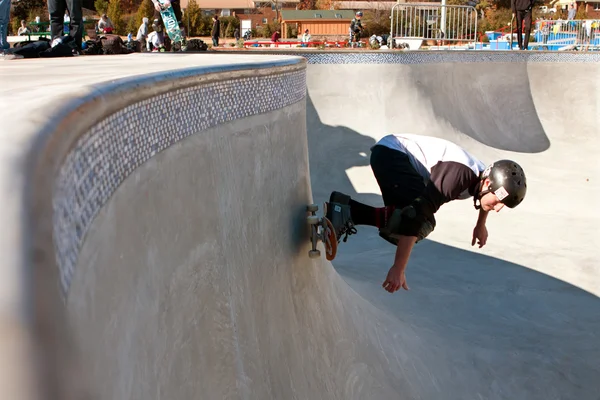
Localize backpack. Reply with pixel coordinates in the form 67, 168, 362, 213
184, 39, 208, 52
100, 34, 133, 55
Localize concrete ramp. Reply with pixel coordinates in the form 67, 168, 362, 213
1, 52, 599, 400
305, 55, 600, 399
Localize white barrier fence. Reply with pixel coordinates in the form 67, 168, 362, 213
530, 19, 600, 51
390, 3, 478, 49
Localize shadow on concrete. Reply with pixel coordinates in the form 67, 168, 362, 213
407, 63, 551, 153
306, 94, 382, 208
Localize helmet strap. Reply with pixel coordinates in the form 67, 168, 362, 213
473, 180, 492, 210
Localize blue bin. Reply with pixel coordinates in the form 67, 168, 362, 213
485, 31, 503, 41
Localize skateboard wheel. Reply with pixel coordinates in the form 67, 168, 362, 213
307, 215, 320, 225
307, 204, 319, 212
309, 250, 321, 259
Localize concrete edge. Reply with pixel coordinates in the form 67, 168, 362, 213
0, 56, 307, 400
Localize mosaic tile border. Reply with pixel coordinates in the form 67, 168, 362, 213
219, 50, 600, 64
53, 67, 307, 296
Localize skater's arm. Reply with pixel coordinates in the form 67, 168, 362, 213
382, 235, 417, 294
393, 235, 417, 270
472, 208, 489, 248
476, 207, 488, 227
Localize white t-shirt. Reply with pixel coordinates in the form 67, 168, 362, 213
373, 133, 487, 202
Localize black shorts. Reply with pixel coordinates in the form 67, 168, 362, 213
370, 145, 426, 208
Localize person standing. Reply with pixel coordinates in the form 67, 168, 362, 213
0, 0, 11, 51
349, 11, 363, 47
211, 15, 220, 47
511, 0, 534, 50
301, 29, 311, 47
48, 0, 83, 49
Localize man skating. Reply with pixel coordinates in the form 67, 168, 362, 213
325, 134, 527, 294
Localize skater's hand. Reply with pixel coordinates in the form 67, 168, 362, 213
153, 1, 170, 11
382, 265, 409, 293
472, 224, 488, 248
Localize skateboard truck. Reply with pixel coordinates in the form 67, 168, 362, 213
306, 203, 338, 261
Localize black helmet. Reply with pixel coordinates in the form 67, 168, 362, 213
356, 11, 363, 17
483, 160, 527, 208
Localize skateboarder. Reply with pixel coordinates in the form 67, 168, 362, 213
326, 134, 527, 294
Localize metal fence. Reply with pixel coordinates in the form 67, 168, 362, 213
390, 3, 478, 49
531, 19, 600, 51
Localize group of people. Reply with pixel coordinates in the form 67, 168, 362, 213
0, 0, 223, 53
0, 0, 83, 51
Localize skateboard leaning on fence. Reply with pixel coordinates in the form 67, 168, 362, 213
306, 203, 338, 261
156, 0, 186, 51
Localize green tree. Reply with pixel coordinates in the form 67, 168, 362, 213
134, 0, 155, 29
107, 0, 125, 35
183, 0, 204, 37
95, 0, 109, 15
126, 16, 138, 35
10, 0, 47, 34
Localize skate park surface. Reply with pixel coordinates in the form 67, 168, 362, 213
0, 51, 599, 400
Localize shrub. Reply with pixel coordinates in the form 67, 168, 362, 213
95, 0, 109, 15
134, 0, 155, 30
107, 0, 125, 35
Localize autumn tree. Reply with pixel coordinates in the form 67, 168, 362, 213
315, 0, 339, 10
298, 0, 316, 9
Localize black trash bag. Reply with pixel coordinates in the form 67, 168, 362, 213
81, 38, 105, 55
184, 38, 208, 52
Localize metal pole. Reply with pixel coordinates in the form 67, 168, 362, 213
441, 0, 446, 40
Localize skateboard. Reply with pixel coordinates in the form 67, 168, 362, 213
306, 203, 338, 261
156, 0, 185, 51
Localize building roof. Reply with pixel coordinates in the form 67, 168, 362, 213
188, 0, 255, 8
180, 0, 300, 9
280, 9, 356, 20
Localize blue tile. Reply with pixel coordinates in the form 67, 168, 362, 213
54, 68, 307, 296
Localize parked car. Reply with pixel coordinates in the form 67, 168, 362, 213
539, 6, 557, 14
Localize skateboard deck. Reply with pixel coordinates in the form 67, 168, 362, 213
156, 0, 185, 50
307, 203, 338, 261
